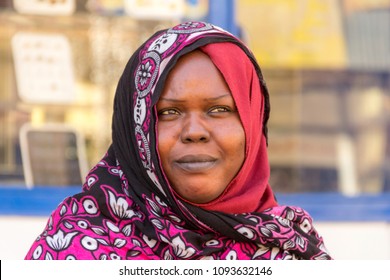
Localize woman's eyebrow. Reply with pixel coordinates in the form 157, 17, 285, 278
158, 97, 186, 103
204, 93, 231, 101
159, 93, 231, 103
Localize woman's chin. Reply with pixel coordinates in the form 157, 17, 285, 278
174, 186, 222, 204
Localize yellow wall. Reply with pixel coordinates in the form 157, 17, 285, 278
237, 0, 347, 68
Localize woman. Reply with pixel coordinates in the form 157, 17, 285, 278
25, 21, 331, 260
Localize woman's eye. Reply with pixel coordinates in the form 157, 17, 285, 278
158, 108, 180, 116
209, 106, 231, 113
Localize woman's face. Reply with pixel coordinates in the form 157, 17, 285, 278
157, 51, 245, 204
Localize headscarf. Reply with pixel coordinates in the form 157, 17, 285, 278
25, 21, 331, 260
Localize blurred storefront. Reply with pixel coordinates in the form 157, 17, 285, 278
238, 0, 390, 194
0, 0, 389, 194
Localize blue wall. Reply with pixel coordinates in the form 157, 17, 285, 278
1, 186, 390, 221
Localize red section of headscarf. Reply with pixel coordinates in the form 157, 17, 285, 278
191, 43, 278, 213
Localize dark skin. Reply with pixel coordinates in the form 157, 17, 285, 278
157, 51, 245, 204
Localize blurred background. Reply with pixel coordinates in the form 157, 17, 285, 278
0, 0, 390, 259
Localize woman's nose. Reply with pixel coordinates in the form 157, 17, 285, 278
180, 114, 210, 143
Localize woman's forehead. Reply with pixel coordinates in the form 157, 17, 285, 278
167, 50, 217, 77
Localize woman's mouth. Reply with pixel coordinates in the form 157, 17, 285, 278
175, 154, 217, 172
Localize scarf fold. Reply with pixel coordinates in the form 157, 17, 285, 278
25, 21, 331, 260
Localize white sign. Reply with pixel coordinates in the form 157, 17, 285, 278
19, 123, 88, 188
124, 0, 185, 20
13, 0, 75, 15
12, 32, 76, 104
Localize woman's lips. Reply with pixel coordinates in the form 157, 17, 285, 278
175, 154, 217, 172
